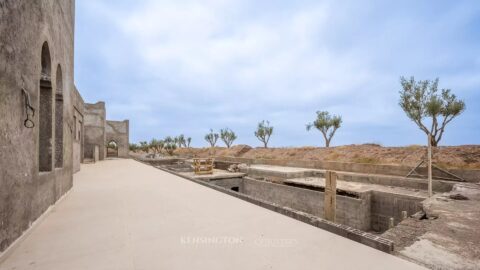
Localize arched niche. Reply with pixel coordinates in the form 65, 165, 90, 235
39, 42, 53, 172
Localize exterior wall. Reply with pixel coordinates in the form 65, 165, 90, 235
84, 102, 106, 161
0, 0, 76, 252
105, 120, 129, 158
72, 86, 84, 172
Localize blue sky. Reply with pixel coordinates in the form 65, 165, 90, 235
74, 0, 480, 147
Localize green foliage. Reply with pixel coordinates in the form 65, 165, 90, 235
163, 136, 177, 156
107, 141, 118, 150
149, 139, 164, 156
129, 143, 139, 152
306, 111, 342, 147
175, 134, 187, 148
220, 128, 237, 148
139, 141, 149, 153
399, 76, 466, 146
254, 120, 273, 148
204, 129, 219, 147
186, 137, 192, 148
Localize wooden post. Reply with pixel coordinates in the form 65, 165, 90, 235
428, 133, 433, 197
324, 171, 337, 222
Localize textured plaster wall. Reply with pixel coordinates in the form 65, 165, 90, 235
0, 0, 76, 252
105, 120, 129, 158
72, 86, 84, 172
83, 102, 106, 161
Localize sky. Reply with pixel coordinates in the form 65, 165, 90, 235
74, 0, 480, 147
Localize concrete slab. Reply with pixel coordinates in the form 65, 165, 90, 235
0, 159, 426, 270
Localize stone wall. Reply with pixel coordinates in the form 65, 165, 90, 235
0, 0, 76, 252
105, 120, 129, 158
84, 102, 106, 160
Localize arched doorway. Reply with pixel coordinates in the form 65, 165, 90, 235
106, 140, 119, 158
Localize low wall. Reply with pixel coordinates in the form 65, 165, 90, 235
217, 177, 423, 233
138, 158, 183, 166
216, 157, 480, 183
370, 191, 423, 232
242, 178, 371, 231
210, 178, 243, 191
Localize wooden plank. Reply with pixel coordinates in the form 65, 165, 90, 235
324, 171, 337, 222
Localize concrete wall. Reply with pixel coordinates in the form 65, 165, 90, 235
84, 102, 106, 161
370, 191, 423, 232
241, 178, 371, 231
0, 0, 76, 252
105, 120, 129, 158
210, 177, 422, 233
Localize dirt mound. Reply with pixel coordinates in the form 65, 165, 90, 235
173, 144, 480, 169
174, 145, 252, 158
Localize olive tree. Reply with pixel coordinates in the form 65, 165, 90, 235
220, 128, 237, 148
163, 136, 177, 156
129, 143, 139, 152
205, 129, 219, 147
399, 76, 465, 147
149, 139, 164, 157
139, 141, 149, 153
255, 120, 273, 148
175, 134, 186, 148
306, 111, 342, 147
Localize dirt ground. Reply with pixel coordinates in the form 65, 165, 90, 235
172, 144, 480, 170
382, 183, 480, 270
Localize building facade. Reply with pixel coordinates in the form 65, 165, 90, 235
0, 1, 129, 252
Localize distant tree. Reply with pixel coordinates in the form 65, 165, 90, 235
164, 136, 177, 156
255, 120, 273, 148
220, 128, 237, 148
129, 143, 139, 152
186, 137, 192, 148
204, 129, 219, 147
149, 139, 164, 157
306, 111, 342, 147
139, 141, 149, 153
176, 134, 186, 148
399, 76, 466, 147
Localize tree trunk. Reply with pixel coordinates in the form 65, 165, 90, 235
264, 141, 268, 148
322, 132, 330, 147
430, 135, 438, 147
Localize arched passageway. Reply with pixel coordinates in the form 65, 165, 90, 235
106, 140, 119, 158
